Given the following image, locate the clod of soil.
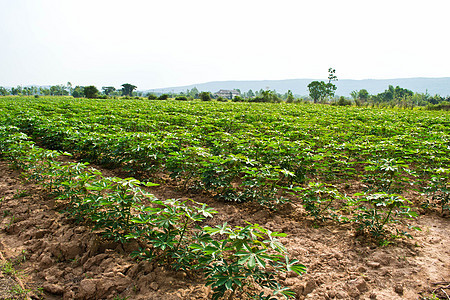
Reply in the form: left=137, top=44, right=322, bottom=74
left=0, top=160, right=449, bottom=299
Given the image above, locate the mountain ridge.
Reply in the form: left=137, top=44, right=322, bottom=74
left=145, top=77, right=450, bottom=97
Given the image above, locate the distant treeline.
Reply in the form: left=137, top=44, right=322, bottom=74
left=0, top=83, right=138, bottom=98
left=1, top=83, right=449, bottom=110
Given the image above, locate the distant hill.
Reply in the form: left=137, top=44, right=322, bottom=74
left=145, top=77, right=450, bottom=97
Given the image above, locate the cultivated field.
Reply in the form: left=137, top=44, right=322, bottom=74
left=0, top=96, right=449, bottom=299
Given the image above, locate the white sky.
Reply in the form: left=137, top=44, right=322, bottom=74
left=1, top=0, right=449, bottom=89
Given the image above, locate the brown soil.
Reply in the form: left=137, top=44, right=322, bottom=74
left=0, top=160, right=449, bottom=300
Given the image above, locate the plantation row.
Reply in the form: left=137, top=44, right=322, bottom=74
left=0, top=97, right=448, bottom=210
left=0, top=126, right=306, bottom=299
left=0, top=97, right=448, bottom=298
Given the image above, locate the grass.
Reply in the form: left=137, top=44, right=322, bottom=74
left=1, top=260, right=16, bottom=276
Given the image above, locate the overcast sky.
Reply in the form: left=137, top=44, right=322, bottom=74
left=1, top=0, right=449, bottom=89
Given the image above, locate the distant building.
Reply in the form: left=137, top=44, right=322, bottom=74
left=215, top=89, right=240, bottom=99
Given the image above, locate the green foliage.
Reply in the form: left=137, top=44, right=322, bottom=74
left=0, top=87, right=10, bottom=96
left=421, top=168, right=450, bottom=215
left=158, top=94, right=169, bottom=100
left=1, top=97, right=449, bottom=217
left=336, top=96, right=351, bottom=106
left=192, top=222, right=306, bottom=299
left=13, top=189, right=30, bottom=199
left=348, top=193, right=420, bottom=243
left=308, top=68, right=338, bottom=103
left=200, top=92, right=212, bottom=101
left=1, top=260, right=16, bottom=276
left=289, top=182, right=346, bottom=222
left=72, top=86, right=84, bottom=98
left=121, top=83, right=137, bottom=96
left=102, top=86, right=116, bottom=96
left=232, top=96, right=243, bottom=102
left=326, top=68, right=338, bottom=97
left=147, top=94, right=158, bottom=100
left=426, top=101, right=450, bottom=111
left=175, top=95, right=188, bottom=101
left=239, top=165, right=292, bottom=210
left=285, top=90, right=295, bottom=103
left=363, top=158, right=411, bottom=194
left=10, top=285, right=29, bottom=296
left=358, top=89, right=369, bottom=100
left=2, top=97, right=448, bottom=248
left=307, top=81, right=327, bottom=103
left=129, top=199, right=217, bottom=268
left=83, top=86, right=99, bottom=99
left=250, top=90, right=280, bottom=103
left=49, top=85, right=70, bottom=96
left=375, top=85, right=413, bottom=103
left=188, top=87, right=199, bottom=99
left=0, top=126, right=305, bottom=299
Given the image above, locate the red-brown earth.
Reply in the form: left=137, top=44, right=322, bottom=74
left=0, top=160, right=449, bottom=300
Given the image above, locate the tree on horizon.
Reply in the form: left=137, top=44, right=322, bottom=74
left=121, top=83, right=137, bottom=96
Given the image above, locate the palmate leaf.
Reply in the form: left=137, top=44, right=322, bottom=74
left=141, top=206, right=162, bottom=214
left=189, top=243, right=204, bottom=251
left=130, top=214, right=152, bottom=224
left=195, top=203, right=217, bottom=219
left=203, top=245, right=221, bottom=256
left=288, top=263, right=307, bottom=275
left=273, top=285, right=296, bottom=299
left=230, top=224, right=254, bottom=240
left=211, top=277, right=229, bottom=288
left=199, top=240, right=230, bottom=256
left=204, top=222, right=232, bottom=236
left=285, top=256, right=307, bottom=275
left=86, top=181, right=111, bottom=191
left=235, top=247, right=270, bottom=269
left=242, top=222, right=273, bottom=241
left=263, top=229, right=287, bottom=253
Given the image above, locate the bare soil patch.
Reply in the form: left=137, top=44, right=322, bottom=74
left=0, top=160, right=449, bottom=300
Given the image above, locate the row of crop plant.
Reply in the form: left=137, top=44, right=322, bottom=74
left=0, top=125, right=307, bottom=299
left=0, top=97, right=448, bottom=215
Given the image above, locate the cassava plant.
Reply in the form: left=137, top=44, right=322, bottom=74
left=0, top=126, right=306, bottom=299
left=363, top=158, right=412, bottom=194
left=127, top=198, right=218, bottom=270
left=421, top=168, right=450, bottom=215
left=348, top=192, right=420, bottom=244
left=288, top=182, right=346, bottom=222
left=190, top=222, right=306, bottom=299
